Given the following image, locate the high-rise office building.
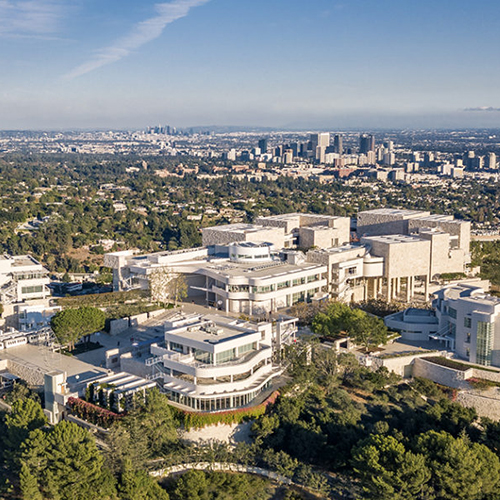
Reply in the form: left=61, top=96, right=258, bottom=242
left=334, top=134, right=343, bottom=154
left=489, top=153, right=497, bottom=169
left=359, top=134, right=375, bottom=153
left=367, top=150, right=377, bottom=165
left=258, top=138, right=268, bottom=153
left=310, top=132, right=330, bottom=150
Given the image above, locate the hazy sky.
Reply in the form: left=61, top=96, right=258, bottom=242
left=1, top=0, right=500, bottom=129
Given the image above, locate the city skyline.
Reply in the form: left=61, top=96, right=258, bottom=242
left=1, top=0, right=500, bottom=129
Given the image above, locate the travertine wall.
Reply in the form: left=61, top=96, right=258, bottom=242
left=409, top=218, right=471, bottom=251
left=418, top=231, right=466, bottom=276
left=357, top=213, right=421, bottom=236
left=457, top=391, right=500, bottom=420
left=299, top=227, right=342, bottom=249
left=255, top=215, right=301, bottom=233
left=202, top=226, right=285, bottom=248
left=109, top=318, right=129, bottom=335
left=6, top=360, right=45, bottom=386
left=413, top=358, right=472, bottom=389
left=363, top=237, right=430, bottom=278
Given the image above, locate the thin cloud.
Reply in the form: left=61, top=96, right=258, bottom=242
left=464, top=106, right=500, bottom=112
left=64, top=0, right=209, bottom=80
left=0, top=0, right=65, bottom=36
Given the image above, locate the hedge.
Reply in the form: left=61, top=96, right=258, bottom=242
left=56, top=289, right=149, bottom=308
left=174, top=391, right=279, bottom=430
left=68, top=397, right=122, bottom=428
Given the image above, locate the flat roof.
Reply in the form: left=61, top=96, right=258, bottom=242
left=202, top=224, right=277, bottom=234
left=318, top=244, right=365, bottom=254
left=362, top=234, right=426, bottom=245
left=203, top=260, right=326, bottom=279
left=166, top=314, right=259, bottom=345
left=258, top=213, right=345, bottom=221
left=411, top=215, right=464, bottom=225
left=11, top=255, right=44, bottom=267
left=358, top=208, right=429, bottom=218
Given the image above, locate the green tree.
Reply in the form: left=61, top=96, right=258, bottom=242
left=172, top=470, right=208, bottom=500
left=118, top=459, right=169, bottom=500
left=348, top=310, right=389, bottom=350
left=21, top=420, right=117, bottom=500
left=416, top=430, right=500, bottom=500
left=352, top=434, right=430, bottom=500
left=312, top=302, right=388, bottom=350
left=51, top=306, right=105, bottom=350
left=19, top=462, right=42, bottom=500
left=4, top=399, right=47, bottom=453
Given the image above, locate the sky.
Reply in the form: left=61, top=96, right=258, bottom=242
left=1, top=0, right=500, bottom=130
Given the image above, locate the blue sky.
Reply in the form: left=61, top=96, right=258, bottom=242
left=1, top=0, right=500, bottom=129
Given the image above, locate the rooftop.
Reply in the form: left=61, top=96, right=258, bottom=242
left=203, top=259, right=325, bottom=279
left=358, top=208, right=429, bottom=219
left=362, top=234, right=426, bottom=245
left=203, top=223, right=277, bottom=234
left=165, top=313, right=260, bottom=345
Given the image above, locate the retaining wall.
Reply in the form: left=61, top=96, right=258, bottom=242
left=457, top=391, right=500, bottom=420
left=109, top=318, right=129, bottom=336
left=413, top=358, right=472, bottom=389
left=130, top=312, right=149, bottom=327
left=151, top=462, right=293, bottom=485
left=108, top=308, right=165, bottom=335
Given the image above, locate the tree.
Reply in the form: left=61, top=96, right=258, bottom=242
left=172, top=470, right=208, bottom=500
left=19, top=462, right=42, bottom=500
left=149, top=267, right=187, bottom=306
left=348, top=310, right=389, bottom=350
left=4, top=399, right=47, bottom=452
left=21, top=420, right=116, bottom=500
left=118, top=459, right=169, bottom=500
left=416, top=430, right=500, bottom=500
left=51, top=306, right=105, bottom=350
left=352, top=434, right=430, bottom=500
left=311, top=302, right=388, bottom=350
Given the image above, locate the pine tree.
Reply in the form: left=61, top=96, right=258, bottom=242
left=19, top=462, right=42, bottom=500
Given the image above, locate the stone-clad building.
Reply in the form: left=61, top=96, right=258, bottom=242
left=106, top=209, right=473, bottom=308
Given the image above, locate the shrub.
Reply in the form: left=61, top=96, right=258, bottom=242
left=68, top=397, right=121, bottom=427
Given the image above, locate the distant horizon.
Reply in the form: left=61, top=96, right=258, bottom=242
left=1, top=124, right=500, bottom=134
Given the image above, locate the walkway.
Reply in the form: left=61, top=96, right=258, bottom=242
left=150, top=462, right=327, bottom=498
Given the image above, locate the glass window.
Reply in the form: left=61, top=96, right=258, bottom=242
left=477, top=322, right=493, bottom=366
left=464, top=317, right=472, bottom=328
left=448, top=307, right=457, bottom=319
left=216, top=348, right=236, bottom=364
left=170, top=342, right=184, bottom=353
left=238, top=342, right=256, bottom=356
left=21, top=285, right=43, bottom=294
left=194, top=349, right=213, bottom=364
